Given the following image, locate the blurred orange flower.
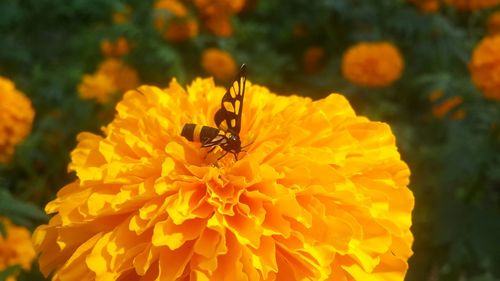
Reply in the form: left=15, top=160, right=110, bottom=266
left=101, top=37, right=131, bottom=57
left=0, top=77, right=35, bottom=163
left=429, top=91, right=465, bottom=119
left=303, top=46, right=326, bottom=74
left=193, top=0, right=245, bottom=15
left=78, top=73, right=117, bottom=104
left=428, top=90, right=444, bottom=102
left=342, top=42, right=404, bottom=87
left=98, top=59, right=140, bottom=92
left=78, top=59, right=140, bottom=103
left=0, top=217, right=36, bottom=280
left=203, top=15, right=233, bottom=37
left=194, top=0, right=245, bottom=37
left=34, top=78, right=414, bottom=280
left=469, top=35, right=500, bottom=100
left=487, top=11, right=500, bottom=34
left=409, top=0, right=440, bottom=12
left=112, top=5, right=132, bottom=24
left=452, top=109, right=466, bottom=120
left=202, top=48, right=237, bottom=80
left=445, top=0, right=500, bottom=10
left=154, top=0, right=199, bottom=42
left=156, top=0, right=188, bottom=16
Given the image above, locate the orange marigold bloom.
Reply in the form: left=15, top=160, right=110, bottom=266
left=469, top=35, right=500, bottom=100
left=156, top=0, right=188, bottom=17
left=100, top=37, right=130, bottom=57
left=98, top=59, right=140, bottom=92
left=203, top=15, right=233, bottom=37
left=0, top=77, right=35, bottom=163
left=445, top=0, right=500, bottom=10
left=452, top=109, right=466, bottom=120
left=303, top=46, right=326, bottom=74
left=112, top=5, right=132, bottom=24
left=78, top=73, right=117, bottom=104
left=409, top=0, right=440, bottom=12
left=487, top=11, right=500, bottom=34
left=0, top=217, right=36, bottom=280
left=342, top=42, right=404, bottom=87
left=193, top=0, right=245, bottom=37
left=428, top=90, right=445, bottom=102
left=34, top=77, right=414, bottom=280
left=432, top=96, right=464, bottom=118
left=154, top=0, right=199, bottom=42
left=193, top=0, right=246, bottom=16
left=202, top=48, right=237, bottom=80
left=429, top=91, right=465, bottom=120
left=162, top=19, right=199, bottom=42
left=78, top=59, right=140, bottom=103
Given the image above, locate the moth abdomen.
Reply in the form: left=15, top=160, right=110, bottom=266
left=181, top=123, right=220, bottom=143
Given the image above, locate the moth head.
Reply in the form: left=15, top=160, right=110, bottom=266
left=227, top=133, right=242, bottom=152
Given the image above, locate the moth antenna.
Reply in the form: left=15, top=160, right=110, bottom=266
left=241, top=141, right=254, bottom=149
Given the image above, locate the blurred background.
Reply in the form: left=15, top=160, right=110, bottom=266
left=1, top=0, right=500, bottom=280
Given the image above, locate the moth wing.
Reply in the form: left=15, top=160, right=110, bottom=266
left=214, top=64, right=247, bottom=134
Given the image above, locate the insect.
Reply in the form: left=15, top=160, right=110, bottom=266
left=181, top=64, right=247, bottom=161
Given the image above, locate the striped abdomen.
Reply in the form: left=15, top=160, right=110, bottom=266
left=181, top=123, right=220, bottom=144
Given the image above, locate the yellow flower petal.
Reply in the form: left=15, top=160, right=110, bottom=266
left=0, top=77, right=35, bottom=163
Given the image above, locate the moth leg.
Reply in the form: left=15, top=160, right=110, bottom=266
left=218, top=151, right=229, bottom=160
left=204, top=146, right=218, bottom=160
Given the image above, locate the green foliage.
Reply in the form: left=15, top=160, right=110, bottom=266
left=0, top=222, right=6, bottom=239
left=0, top=265, right=21, bottom=281
left=0, top=189, right=47, bottom=228
left=0, top=0, right=499, bottom=280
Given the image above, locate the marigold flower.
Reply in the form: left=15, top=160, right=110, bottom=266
left=428, top=90, right=444, bottom=102
left=78, top=73, right=117, bottom=104
left=112, top=5, right=132, bottom=24
left=98, top=59, right=140, bottom=92
left=487, top=11, right=500, bottom=34
left=154, top=0, right=199, bottom=42
left=432, top=97, right=465, bottom=119
left=203, top=15, right=233, bottom=37
left=429, top=90, right=466, bottom=120
left=445, top=0, right=500, bottom=10
left=78, top=59, right=140, bottom=103
left=34, top=77, right=414, bottom=280
left=0, top=217, right=36, bottom=280
left=469, top=35, right=500, bottom=100
left=193, top=0, right=246, bottom=16
left=0, top=77, right=35, bottom=163
left=409, top=0, right=440, bottom=12
left=303, top=46, right=326, bottom=74
left=193, top=0, right=245, bottom=37
left=156, top=0, right=188, bottom=17
left=100, top=37, right=130, bottom=57
left=342, top=42, right=404, bottom=87
left=452, top=109, right=466, bottom=120
left=202, top=48, right=237, bottom=80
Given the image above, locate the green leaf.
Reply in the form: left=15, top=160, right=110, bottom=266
left=0, top=265, right=21, bottom=281
left=0, top=221, right=6, bottom=238
left=0, top=189, right=48, bottom=228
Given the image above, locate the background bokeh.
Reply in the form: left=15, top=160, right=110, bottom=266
left=1, top=0, right=500, bottom=280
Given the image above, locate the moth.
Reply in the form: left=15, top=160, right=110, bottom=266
left=181, top=64, right=247, bottom=160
